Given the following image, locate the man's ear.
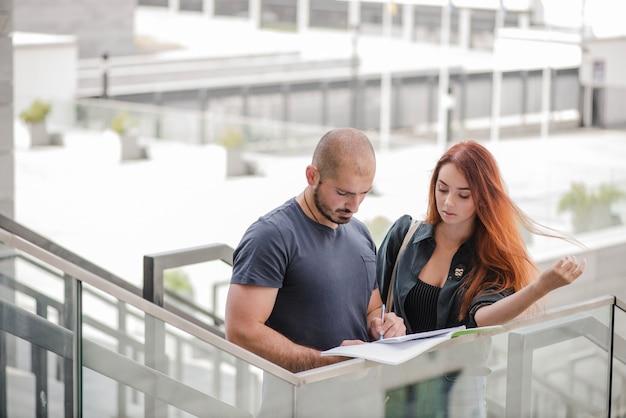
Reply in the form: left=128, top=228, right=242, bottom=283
left=305, top=165, right=320, bottom=186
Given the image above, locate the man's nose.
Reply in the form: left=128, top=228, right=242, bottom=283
left=345, top=195, right=360, bottom=212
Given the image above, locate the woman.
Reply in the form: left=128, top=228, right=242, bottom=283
left=378, top=140, right=584, bottom=332
left=377, top=140, right=585, bottom=417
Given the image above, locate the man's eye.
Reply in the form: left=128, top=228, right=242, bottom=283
left=337, top=191, right=347, bottom=196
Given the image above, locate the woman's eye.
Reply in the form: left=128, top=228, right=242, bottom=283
left=438, top=188, right=448, bottom=193
left=459, top=194, right=470, bottom=199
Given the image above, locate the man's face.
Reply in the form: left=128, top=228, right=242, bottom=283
left=312, top=166, right=374, bottom=225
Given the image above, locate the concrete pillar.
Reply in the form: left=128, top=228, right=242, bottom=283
left=540, top=67, right=552, bottom=139
left=249, top=0, right=261, bottom=29
left=0, top=0, right=14, bottom=220
left=437, top=1, right=452, bottom=151
left=203, top=0, right=214, bottom=18
left=0, top=1, right=16, bottom=407
left=518, top=13, right=530, bottom=29
left=582, top=85, right=592, bottom=127
left=297, top=0, right=310, bottom=33
left=169, top=0, right=180, bottom=13
left=402, top=4, right=414, bottom=42
left=489, top=6, right=505, bottom=142
left=459, top=8, right=471, bottom=50
left=348, top=0, right=361, bottom=30
left=379, top=0, right=393, bottom=150
left=321, top=81, right=329, bottom=126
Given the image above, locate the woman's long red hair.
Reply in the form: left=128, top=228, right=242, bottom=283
left=425, top=141, right=538, bottom=320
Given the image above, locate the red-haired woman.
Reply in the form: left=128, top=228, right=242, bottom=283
left=378, top=140, right=584, bottom=333
left=377, top=140, right=585, bottom=415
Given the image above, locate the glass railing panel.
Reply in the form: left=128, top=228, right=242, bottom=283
left=295, top=303, right=614, bottom=417
left=163, top=260, right=232, bottom=327
left=612, top=303, right=626, bottom=417
left=0, top=247, right=77, bottom=418
left=496, top=305, right=612, bottom=417
left=81, top=281, right=295, bottom=417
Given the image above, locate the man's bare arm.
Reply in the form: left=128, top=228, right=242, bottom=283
left=225, top=284, right=347, bottom=373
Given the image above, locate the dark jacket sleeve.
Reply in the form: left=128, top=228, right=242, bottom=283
left=376, top=214, right=413, bottom=304
left=466, top=287, right=515, bottom=328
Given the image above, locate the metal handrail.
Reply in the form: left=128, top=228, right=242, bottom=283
left=2, top=212, right=625, bottom=387
left=0, top=222, right=300, bottom=384
left=0, top=214, right=224, bottom=336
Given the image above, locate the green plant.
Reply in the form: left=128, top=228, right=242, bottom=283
left=111, top=112, right=136, bottom=136
left=19, top=100, right=51, bottom=124
left=164, top=269, right=194, bottom=299
left=217, top=128, right=245, bottom=149
left=558, top=182, right=625, bottom=233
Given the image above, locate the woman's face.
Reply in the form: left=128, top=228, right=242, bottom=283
left=435, top=163, right=476, bottom=227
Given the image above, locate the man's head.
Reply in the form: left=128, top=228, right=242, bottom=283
left=306, top=128, right=376, bottom=225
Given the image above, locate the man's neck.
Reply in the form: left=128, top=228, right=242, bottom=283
left=297, top=189, right=338, bottom=229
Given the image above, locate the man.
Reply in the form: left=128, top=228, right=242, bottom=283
left=225, top=128, right=405, bottom=373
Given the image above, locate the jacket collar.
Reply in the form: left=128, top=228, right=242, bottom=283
left=411, top=222, right=434, bottom=244
left=411, top=222, right=477, bottom=257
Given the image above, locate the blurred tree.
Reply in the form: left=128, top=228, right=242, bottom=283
left=366, top=215, right=393, bottom=247
left=164, top=269, right=194, bottom=299
left=558, top=182, right=625, bottom=233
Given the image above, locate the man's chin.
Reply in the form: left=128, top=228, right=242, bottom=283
left=335, top=215, right=353, bottom=224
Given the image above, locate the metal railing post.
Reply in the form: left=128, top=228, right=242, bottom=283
left=143, top=255, right=168, bottom=418
left=33, top=301, right=49, bottom=418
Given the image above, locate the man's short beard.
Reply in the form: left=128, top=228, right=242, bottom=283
left=313, top=186, right=351, bottom=225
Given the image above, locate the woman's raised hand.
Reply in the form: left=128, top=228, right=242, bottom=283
left=537, top=255, right=586, bottom=293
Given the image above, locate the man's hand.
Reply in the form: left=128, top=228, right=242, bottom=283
left=536, top=255, right=586, bottom=294
left=368, top=311, right=406, bottom=340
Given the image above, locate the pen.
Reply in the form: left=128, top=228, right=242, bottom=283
left=379, top=304, right=386, bottom=341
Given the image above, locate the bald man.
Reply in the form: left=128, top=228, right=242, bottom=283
left=225, top=128, right=406, bottom=373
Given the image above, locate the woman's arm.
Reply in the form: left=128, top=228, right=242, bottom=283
left=473, top=255, right=585, bottom=327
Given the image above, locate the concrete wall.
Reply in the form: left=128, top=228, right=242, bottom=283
left=13, top=33, right=77, bottom=118
left=580, top=38, right=626, bottom=127
left=14, top=0, right=136, bottom=58
left=0, top=0, right=14, bottom=218
left=580, top=38, right=626, bottom=88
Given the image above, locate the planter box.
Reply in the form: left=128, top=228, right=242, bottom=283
left=119, top=134, right=147, bottom=161
left=27, top=122, right=49, bottom=147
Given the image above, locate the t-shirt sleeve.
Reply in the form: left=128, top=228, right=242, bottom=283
left=231, top=220, right=289, bottom=288
left=466, top=287, right=515, bottom=328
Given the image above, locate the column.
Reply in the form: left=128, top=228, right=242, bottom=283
left=540, top=67, right=552, bottom=139
left=297, top=0, right=310, bottom=33
left=458, top=8, right=471, bottom=50
left=489, top=5, right=505, bottom=142
left=249, top=0, right=261, bottom=29
left=0, top=5, right=15, bottom=416
left=402, top=4, right=414, bottom=42
left=203, top=0, right=214, bottom=18
left=348, top=0, right=361, bottom=31
left=169, top=0, right=180, bottom=13
left=437, top=1, right=452, bottom=151
left=379, top=0, right=393, bottom=150
left=0, top=0, right=14, bottom=219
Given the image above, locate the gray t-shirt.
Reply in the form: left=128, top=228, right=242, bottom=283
left=231, top=198, right=377, bottom=351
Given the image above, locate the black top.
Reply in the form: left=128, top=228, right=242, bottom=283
left=377, top=215, right=514, bottom=333
left=231, top=198, right=378, bottom=351
left=404, top=278, right=441, bottom=333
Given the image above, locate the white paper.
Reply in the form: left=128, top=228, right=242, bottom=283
left=375, top=325, right=466, bottom=344
left=322, top=333, right=454, bottom=366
